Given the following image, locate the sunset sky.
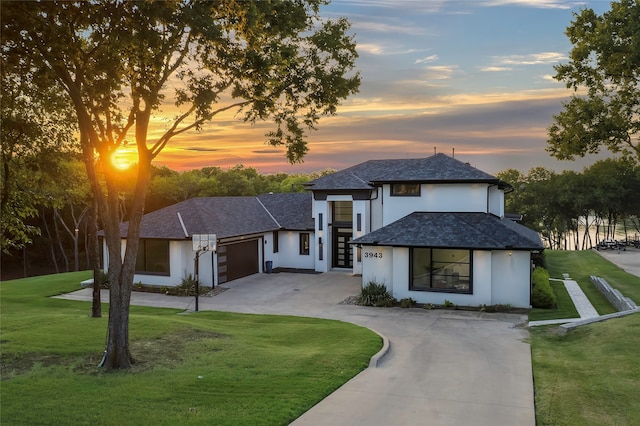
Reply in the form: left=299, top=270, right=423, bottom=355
left=152, top=0, right=615, bottom=176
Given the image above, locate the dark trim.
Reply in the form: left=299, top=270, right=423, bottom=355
left=370, top=178, right=501, bottom=185
left=408, top=247, right=473, bottom=294
left=273, top=230, right=279, bottom=253
left=135, top=239, right=171, bottom=276
left=312, top=189, right=373, bottom=200
left=390, top=183, right=421, bottom=196
left=299, top=233, right=310, bottom=255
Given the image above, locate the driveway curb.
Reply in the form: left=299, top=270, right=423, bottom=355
left=365, top=327, right=389, bottom=368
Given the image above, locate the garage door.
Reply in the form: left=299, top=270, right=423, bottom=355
left=218, top=239, right=259, bottom=284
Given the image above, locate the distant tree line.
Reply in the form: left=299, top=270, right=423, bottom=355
left=0, top=153, right=333, bottom=280
left=498, top=158, right=640, bottom=250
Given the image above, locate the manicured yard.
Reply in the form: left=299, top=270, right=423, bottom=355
left=0, top=272, right=382, bottom=425
left=530, top=250, right=640, bottom=425
left=545, top=250, right=630, bottom=315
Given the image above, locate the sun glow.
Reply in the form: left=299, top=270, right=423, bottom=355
left=110, top=147, right=137, bottom=170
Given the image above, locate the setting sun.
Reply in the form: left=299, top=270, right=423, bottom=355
left=110, top=147, right=137, bottom=170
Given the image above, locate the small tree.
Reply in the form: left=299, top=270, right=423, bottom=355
left=548, top=0, right=640, bottom=163
left=2, top=0, right=360, bottom=370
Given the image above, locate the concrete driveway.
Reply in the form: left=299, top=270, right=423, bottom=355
left=59, top=271, right=535, bottom=425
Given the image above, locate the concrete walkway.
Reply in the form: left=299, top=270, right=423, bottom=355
left=528, top=247, right=640, bottom=328
left=528, top=276, right=599, bottom=327
left=57, top=271, right=535, bottom=426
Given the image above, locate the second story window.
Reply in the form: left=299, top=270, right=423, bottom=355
left=391, top=183, right=421, bottom=196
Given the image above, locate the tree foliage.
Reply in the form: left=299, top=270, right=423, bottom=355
left=548, top=0, right=640, bottom=162
left=1, top=0, right=359, bottom=369
left=498, top=158, right=640, bottom=250
left=0, top=45, right=77, bottom=253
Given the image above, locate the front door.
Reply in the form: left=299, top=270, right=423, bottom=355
left=333, top=228, right=353, bottom=268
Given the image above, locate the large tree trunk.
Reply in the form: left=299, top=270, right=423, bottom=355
left=102, top=261, right=134, bottom=369
left=98, top=147, right=152, bottom=370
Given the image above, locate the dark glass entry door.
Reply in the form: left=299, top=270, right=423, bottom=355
left=333, top=228, right=353, bottom=268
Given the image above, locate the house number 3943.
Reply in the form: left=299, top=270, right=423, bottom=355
left=363, top=252, right=382, bottom=259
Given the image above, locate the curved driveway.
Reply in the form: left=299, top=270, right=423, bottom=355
left=60, top=271, right=535, bottom=425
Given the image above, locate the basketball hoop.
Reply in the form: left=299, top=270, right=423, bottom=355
left=192, top=234, right=216, bottom=252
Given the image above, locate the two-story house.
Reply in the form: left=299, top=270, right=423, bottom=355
left=305, top=153, right=543, bottom=308
left=106, top=153, right=542, bottom=307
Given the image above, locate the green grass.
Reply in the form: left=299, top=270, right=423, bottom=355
left=530, top=251, right=640, bottom=425
left=546, top=250, right=625, bottom=315
left=529, top=279, right=579, bottom=321
left=531, top=315, right=640, bottom=425
left=1, top=272, right=382, bottom=425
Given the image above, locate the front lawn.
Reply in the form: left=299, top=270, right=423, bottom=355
left=0, top=272, right=381, bottom=425
left=530, top=250, right=640, bottom=425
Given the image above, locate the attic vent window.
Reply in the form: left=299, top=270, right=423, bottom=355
left=391, top=183, right=420, bottom=196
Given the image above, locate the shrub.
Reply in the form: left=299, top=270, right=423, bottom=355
left=399, top=297, right=416, bottom=308
left=444, top=299, right=455, bottom=308
left=531, top=267, right=556, bottom=309
left=177, top=274, right=199, bottom=296
left=357, top=281, right=395, bottom=307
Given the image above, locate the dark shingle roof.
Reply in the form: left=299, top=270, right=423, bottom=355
left=306, top=153, right=501, bottom=191
left=120, top=197, right=280, bottom=240
left=119, top=193, right=315, bottom=239
left=351, top=212, right=544, bottom=250
left=257, top=192, right=314, bottom=230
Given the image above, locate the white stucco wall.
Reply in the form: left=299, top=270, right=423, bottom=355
left=488, top=185, right=504, bottom=217
left=314, top=199, right=329, bottom=272
left=361, top=247, right=529, bottom=307
left=126, top=239, right=199, bottom=288
left=360, top=245, right=394, bottom=293
left=275, top=230, right=315, bottom=269
left=263, top=232, right=279, bottom=269
left=490, top=250, right=531, bottom=308
left=382, top=183, right=489, bottom=225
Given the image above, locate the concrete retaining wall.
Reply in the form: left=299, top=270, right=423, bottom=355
left=590, top=276, right=638, bottom=311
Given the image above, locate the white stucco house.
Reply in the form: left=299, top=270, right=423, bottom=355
left=106, top=153, right=543, bottom=308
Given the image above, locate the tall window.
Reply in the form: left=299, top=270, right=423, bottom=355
left=273, top=231, right=279, bottom=253
left=410, top=248, right=471, bottom=293
left=135, top=239, right=170, bottom=275
left=299, top=233, right=310, bottom=255
left=391, top=183, right=420, bottom=196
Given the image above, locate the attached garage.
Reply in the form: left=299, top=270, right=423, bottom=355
left=218, top=239, right=260, bottom=284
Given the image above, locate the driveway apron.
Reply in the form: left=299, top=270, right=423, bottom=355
left=58, top=271, right=535, bottom=425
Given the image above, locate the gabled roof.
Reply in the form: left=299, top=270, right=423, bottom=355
left=119, top=193, right=315, bottom=240
left=351, top=212, right=544, bottom=250
left=306, top=153, right=503, bottom=191
left=257, top=192, right=314, bottom=231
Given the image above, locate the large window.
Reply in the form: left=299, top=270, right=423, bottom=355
left=135, top=239, right=170, bottom=275
left=410, top=248, right=472, bottom=293
left=391, top=183, right=420, bottom=196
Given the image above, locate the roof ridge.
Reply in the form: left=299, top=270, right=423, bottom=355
left=255, top=196, right=281, bottom=228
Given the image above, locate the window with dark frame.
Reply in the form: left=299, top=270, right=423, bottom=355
left=135, top=239, right=170, bottom=276
left=390, top=183, right=421, bottom=196
left=299, top=233, right=310, bottom=255
left=273, top=231, right=279, bottom=253
left=410, top=248, right=472, bottom=293
left=332, top=201, right=352, bottom=222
